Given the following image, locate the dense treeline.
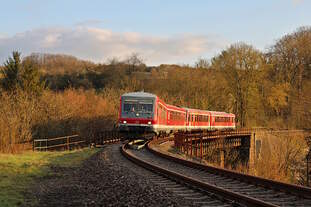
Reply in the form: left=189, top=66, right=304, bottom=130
left=0, top=26, right=310, bottom=152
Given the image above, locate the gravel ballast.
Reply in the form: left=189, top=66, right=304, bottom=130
left=32, top=144, right=194, bottom=207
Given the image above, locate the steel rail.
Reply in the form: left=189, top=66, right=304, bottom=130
left=121, top=143, right=277, bottom=207
left=148, top=138, right=311, bottom=199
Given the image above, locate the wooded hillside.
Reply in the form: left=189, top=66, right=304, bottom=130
left=0, top=26, right=310, bottom=152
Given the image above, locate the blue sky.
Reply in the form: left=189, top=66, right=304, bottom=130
left=0, top=0, right=310, bottom=65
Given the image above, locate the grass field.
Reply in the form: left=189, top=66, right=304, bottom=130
left=0, top=148, right=99, bottom=207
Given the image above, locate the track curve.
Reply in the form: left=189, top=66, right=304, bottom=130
left=122, top=143, right=277, bottom=207
left=121, top=139, right=311, bottom=207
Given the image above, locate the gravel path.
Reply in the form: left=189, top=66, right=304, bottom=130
left=31, top=144, right=195, bottom=207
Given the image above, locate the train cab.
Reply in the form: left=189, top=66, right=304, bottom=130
left=118, top=92, right=157, bottom=133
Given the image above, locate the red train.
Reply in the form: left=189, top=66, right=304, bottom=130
left=118, top=92, right=235, bottom=135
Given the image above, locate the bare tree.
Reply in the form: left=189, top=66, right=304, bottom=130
left=212, top=43, right=265, bottom=127
left=194, top=57, right=210, bottom=69
left=123, top=53, right=146, bottom=74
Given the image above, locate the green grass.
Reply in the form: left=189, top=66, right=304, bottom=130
left=0, top=148, right=100, bottom=207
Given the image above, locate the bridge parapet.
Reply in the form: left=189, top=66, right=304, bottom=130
left=174, top=130, right=253, bottom=168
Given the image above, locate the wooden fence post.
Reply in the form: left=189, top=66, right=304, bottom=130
left=200, top=137, right=203, bottom=159
left=190, top=137, right=192, bottom=157
left=67, top=136, right=69, bottom=150
left=46, top=139, right=48, bottom=152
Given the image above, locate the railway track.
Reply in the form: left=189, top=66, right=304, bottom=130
left=121, top=139, right=311, bottom=207
left=122, top=143, right=240, bottom=207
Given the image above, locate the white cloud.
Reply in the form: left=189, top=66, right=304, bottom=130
left=292, top=0, right=304, bottom=5
left=0, top=26, right=227, bottom=65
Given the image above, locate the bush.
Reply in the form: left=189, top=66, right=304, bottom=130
left=0, top=90, right=37, bottom=153
left=0, top=89, right=119, bottom=153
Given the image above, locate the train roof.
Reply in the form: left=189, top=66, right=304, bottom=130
left=121, top=92, right=157, bottom=98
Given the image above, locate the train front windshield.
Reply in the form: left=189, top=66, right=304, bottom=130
left=122, top=99, right=154, bottom=118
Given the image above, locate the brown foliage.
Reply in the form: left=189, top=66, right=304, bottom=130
left=0, top=89, right=121, bottom=153
left=253, top=131, right=308, bottom=184
left=0, top=90, right=37, bottom=153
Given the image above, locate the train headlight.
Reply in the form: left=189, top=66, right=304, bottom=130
left=123, top=121, right=127, bottom=124
left=148, top=121, right=151, bottom=125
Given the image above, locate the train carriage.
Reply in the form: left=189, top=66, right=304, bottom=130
left=209, top=111, right=235, bottom=130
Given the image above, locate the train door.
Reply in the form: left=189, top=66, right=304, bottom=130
left=164, top=107, right=167, bottom=125
left=157, top=107, right=160, bottom=124
left=190, top=114, right=193, bottom=127
left=167, top=110, right=170, bottom=125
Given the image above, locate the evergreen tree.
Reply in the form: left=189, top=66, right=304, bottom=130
left=1, top=51, right=21, bottom=91
left=20, top=59, right=45, bottom=96
left=0, top=51, right=45, bottom=95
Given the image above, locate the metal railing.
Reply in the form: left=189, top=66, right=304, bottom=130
left=174, top=130, right=252, bottom=159
left=33, top=135, right=86, bottom=151
left=33, top=130, right=123, bottom=151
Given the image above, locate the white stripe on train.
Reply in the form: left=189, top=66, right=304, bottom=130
left=119, top=123, right=235, bottom=131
